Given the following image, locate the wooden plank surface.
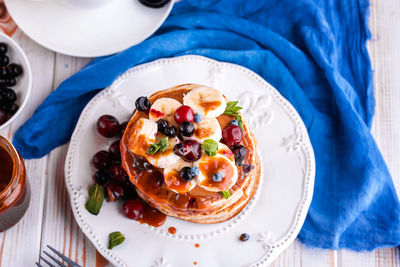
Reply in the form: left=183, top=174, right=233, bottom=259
left=0, top=0, right=399, bottom=266
left=337, top=0, right=400, bottom=265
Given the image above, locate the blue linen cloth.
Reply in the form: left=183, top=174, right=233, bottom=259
left=13, top=0, right=400, bottom=250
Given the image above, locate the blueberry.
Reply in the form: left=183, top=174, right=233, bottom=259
left=179, top=121, right=194, bottom=137
left=233, top=145, right=247, bottom=166
left=6, top=78, right=15, bottom=87
left=2, top=88, right=16, bottom=102
left=233, top=145, right=247, bottom=158
left=212, top=173, right=223, bottom=182
left=0, top=43, right=7, bottom=55
left=230, top=119, right=239, bottom=126
left=164, top=126, right=177, bottom=138
left=0, top=68, right=8, bottom=79
left=94, top=169, right=111, bottom=185
left=157, top=119, right=169, bottom=134
left=180, top=166, right=195, bottom=182
left=243, top=164, right=254, bottom=174
left=5, top=102, right=18, bottom=115
left=7, top=64, right=23, bottom=78
left=194, top=113, right=202, bottom=123
left=0, top=55, right=9, bottom=66
left=235, top=156, right=244, bottom=166
left=135, top=96, right=150, bottom=112
left=239, top=233, right=250, bottom=241
left=190, top=166, right=199, bottom=177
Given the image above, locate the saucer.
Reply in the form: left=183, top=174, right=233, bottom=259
left=4, top=0, right=174, bottom=57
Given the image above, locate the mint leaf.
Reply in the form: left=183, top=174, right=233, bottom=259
left=158, top=137, right=169, bottom=152
left=108, top=231, right=125, bottom=249
left=223, top=101, right=242, bottom=116
left=219, top=190, right=231, bottom=199
left=201, top=139, right=218, bottom=156
left=236, top=115, right=243, bottom=130
left=146, top=137, right=169, bottom=155
left=85, top=184, right=105, bottom=215
left=224, top=101, right=244, bottom=130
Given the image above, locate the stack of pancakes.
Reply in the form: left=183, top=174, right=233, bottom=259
left=121, top=84, right=260, bottom=224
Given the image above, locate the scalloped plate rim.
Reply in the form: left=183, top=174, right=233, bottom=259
left=64, top=55, right=315, bottom=267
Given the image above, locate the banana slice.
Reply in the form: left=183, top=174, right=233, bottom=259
left=149, top=97, right=182, bottom=126
left=163, top=159, right=196, bottom=194
left=195, top=154, right=238, bottom=192
left=183, top=87, right=227, bottom=118
left=184, top=118, right=222, bottom=143
left=127, top=118, right=158, bottom=157
left=147, top=135, right=180, bottom=169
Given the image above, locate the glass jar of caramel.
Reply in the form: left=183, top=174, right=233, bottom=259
left=0, top=135, right=30, bottom=232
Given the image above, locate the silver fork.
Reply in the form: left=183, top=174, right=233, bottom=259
left=36, top=245, right=82, bottom=267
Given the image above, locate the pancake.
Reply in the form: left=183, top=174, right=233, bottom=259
left=121, top=84, right=260, bottom=224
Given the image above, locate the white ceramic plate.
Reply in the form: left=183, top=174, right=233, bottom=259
left=0, top=32, right=32, bottom=131
left=4, top=0, right=173, bottom=57
left=65, top=55, right=315, bottom=267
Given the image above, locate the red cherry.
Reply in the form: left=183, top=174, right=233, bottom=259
left=122, top=199, right=143, bottom=220
left=105, top=183, right=124, bottom=202
left=109, top=164, right=128, bottom=184
left=222, top=125, right=243, bottom=147
left=118, top=121, right=128, bottom=137
left=173, top=140, right=201, bottom=162
left=109, top=140, right=121, bottom=161
left=92, top=150, right=112, bottom=169
left=174, top=105, right=194, bottom=124
left=97, top=115, right=120, bottom=138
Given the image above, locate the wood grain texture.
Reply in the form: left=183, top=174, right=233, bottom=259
left=0, top=29, right=55, bottom=267
left=1, top=0, right=400, bottom=266
left=39, top=54, right=100, bottom=267
left=337, top=0, right=400, bottom=266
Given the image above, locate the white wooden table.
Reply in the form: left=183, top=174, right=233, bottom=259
left=0, top=0, right=399, bottom=266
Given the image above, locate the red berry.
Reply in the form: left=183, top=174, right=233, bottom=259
left=222, top=125, right=243, bottom=147
left=174, top=105, right=194, bottom=124
left=109, top=140, right=121, bottom=161
left=133, top=156, right=152, bottom=171
left=173, top=140, right=201, bottom=162
left=122, top=199, right=143, bottom=220
left=123, top=186, right=138, bottom=200
left=93, top=169, right=111, bottom=185
left=105, top=183, right=124, bottom=202
left=119, top=121, right=128, bottom=137
left=97, top=115, right=120, bottom=138
left=92, top=150, right=112, bottom=169
left=109, top=164, right=128, bottom=184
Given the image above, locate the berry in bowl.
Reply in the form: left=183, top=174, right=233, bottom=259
left=0, top=32, right=32, bottom=130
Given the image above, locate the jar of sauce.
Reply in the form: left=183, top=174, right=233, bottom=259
left=0, top=135, right=30, bottom=231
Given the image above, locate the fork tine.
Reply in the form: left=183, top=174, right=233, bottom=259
left=36, top=262, right=44, bottom=267
left=43, top=251, right=68, bottom=267
left=40, top=255, right=55, bottom=267
left=46, top=245, right=82, bottom=267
